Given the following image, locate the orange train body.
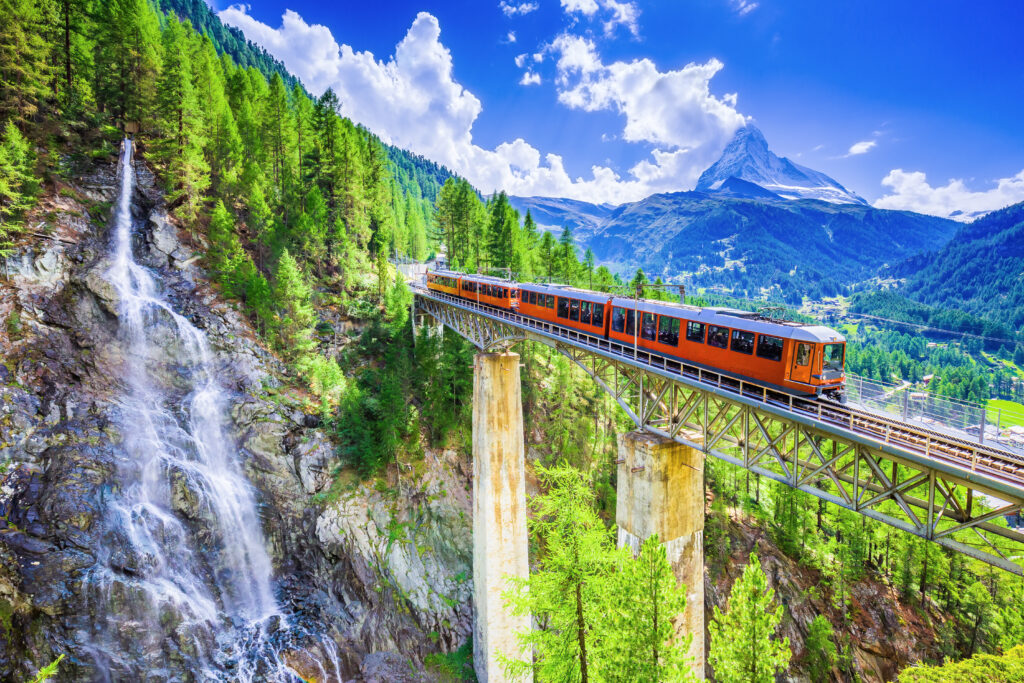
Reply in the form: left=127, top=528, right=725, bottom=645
left=425, top=270, right=846, bottom=398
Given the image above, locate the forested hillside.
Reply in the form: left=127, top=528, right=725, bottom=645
left=895, top=201, right=1024, bottom=331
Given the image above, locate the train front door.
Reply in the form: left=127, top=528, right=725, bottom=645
left=790, top=342, right=813, bottom=385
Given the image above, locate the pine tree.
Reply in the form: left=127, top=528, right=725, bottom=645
left=94, top=0, right=160, bottom=125
left=487, top=191, right=520, bottom=274
left=539, top=230, right=556, bottom=280
left=155, top=14, right=209, bottom=220
left=502, top=464, right=616, bottom=683
left=805, top=615, right=837, bottom=681
left=0, top=120, right=38, bottom=252
left=583, top=248, right=595, bottom=290
left=558, top=225, right=576, bottom=282
left=599, top=534, right=694, bottom=682
left=271, top=249, right=317, bottom=360
left=0, top=0, right=53, bottom=127
left=708, top=552, right=791, bottom=683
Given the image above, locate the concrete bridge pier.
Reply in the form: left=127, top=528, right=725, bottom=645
left=617, top=430, right=706, bottom=680
left=472, top=352, right=531, bottom=683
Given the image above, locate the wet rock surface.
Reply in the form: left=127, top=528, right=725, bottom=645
left=0, top=155, right=473, bottom=680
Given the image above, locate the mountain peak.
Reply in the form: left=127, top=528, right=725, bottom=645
left=697, top=125, right=867, bottom=205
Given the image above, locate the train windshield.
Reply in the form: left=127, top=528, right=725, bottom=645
left=823, top=343, right=845, bottom=372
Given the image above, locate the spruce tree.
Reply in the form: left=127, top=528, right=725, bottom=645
left=0, top=0, right=52, bottom=126
left=805, top=615, right=837, bottom=681
left=599, top=534, right=694, bottom=682
left=271, top=249, right=317, bottom=360
left=502, top=464, right=615, bottom=683
left=708, top=552, right=791, bottom=683
left=155, top=14, right=209, bottom=220
left=0, top=120, right=38, bottom=252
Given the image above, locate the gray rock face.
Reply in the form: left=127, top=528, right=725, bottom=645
left=0, top=154, right=473, bottom=680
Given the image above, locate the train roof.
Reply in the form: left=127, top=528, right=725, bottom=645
left=609, top=297, right=845, bottom=344
left=520, top=282, right=612, bottom=305
left=428, top=269, right=463, bottom=278
left=459, top=272, right=517, bottom=285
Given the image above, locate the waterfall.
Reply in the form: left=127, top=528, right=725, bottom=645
left=88, top=139, right=338, bottom=680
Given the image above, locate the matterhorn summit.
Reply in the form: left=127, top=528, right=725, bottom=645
left=697, top=125, right=867, bottom=205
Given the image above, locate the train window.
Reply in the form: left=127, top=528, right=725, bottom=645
left=640, top=313, right=657, bottom=341
left=625, top=310, right=636, bottom=336
left=731, top=330, right=755, bottom=355
left=557, top=297, right=570, bottom=319
left=569, top=299, right=580, bottom=322
left=795, top=343, right=811, bottom=366
left=686, top=321, right=705, bottom=343
left=546, top=295, right=555, bottom=309
left=658, top=316, right=680, bottom=346
left=708, top=325, right=729, bottom=349
left=593, top=303, right=604, bottom=327
left=756, top=335, right=784, bottom=361
left=612, top=307, right=626, bottom=333
left=823, top=343, right=844, bottom=372
left=530, top=291, right=538, bottom=305
left=580, top=301, right=591, bottom=325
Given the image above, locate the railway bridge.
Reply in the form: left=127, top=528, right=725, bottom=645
left=407, top=282, right=1024, bottom=682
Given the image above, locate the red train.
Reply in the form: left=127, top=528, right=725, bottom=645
left=426, top=269, right=846, bottom=399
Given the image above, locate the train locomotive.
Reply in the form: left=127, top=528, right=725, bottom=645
left=426, top=269, right=846, bottom=400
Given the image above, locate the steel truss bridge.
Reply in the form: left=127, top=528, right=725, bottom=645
left=411, top=285, right=1024, bottom=574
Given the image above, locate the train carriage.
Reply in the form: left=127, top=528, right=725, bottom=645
left=425, top=269, right=461, bottom=296
left=425, top=268, right=846, bottom=399
left=458, top=273, right=519, bottom=309
left=607, top=298, right=845, bottom=397
left=519, top=283, right=611, bottom=337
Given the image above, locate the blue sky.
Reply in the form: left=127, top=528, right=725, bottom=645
left=218, top=0, right=1024, bottom=217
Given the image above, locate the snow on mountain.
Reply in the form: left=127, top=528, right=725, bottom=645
left=696, top=125, right=867, bottom=205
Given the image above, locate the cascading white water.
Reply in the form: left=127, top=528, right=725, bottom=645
left=92, top=139, right=338, bottom=680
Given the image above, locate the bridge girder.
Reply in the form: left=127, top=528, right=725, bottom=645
left=413, top=289, right=1024, bottom=574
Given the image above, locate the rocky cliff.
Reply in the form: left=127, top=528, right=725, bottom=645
left=0, top=153, right=471, bottom=681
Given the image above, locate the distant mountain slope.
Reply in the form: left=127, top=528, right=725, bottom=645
left=513, top=191, right=958, bottom=302
left=507, top=196, right=615, bottom=242
left=159, top=0, right=304, bottom=91
left=165, top=0, right=459, bottom=204
left=895, top=201, right=1024, bottom=329
left=696, top=125, right=867, bottom=205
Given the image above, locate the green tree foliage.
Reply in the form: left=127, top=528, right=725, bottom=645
left=502, top=465, right=692, bottom=683
left=896, top=644, right=1024, bottom=683
left=0, top=0, right=52, bottom=126
left=94, top=0, right=161, bottom=125
left=26, top=654, right=64, bottom=683
left=599, top=534, right=693, bottom=682
left=271, top=249, right=317, bottom=360
left=502, top=464, right=614, bottom=683
left=708, top=552, right=791, bottom=683
left=0, top=121, right=38, bottom=251
left=804, top=615, right=838, bottom=681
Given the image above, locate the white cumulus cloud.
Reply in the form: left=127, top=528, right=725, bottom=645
left=551, top=33, right=746, bottom=176
left=500, top=1, right=540, bottom=16
left=561, top=0, right=640, bottom=36
left=520, top=71, right=542, bottom=86
left=218, top=7, right=744, bottom=204
left=506, top=30, right=517, bottom=43
left=847, top=140, right=876, bottom=156
left=873, top=169, right=1024, bottom=221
